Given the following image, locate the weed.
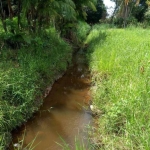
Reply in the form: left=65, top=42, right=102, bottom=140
left=56, top=136, right=92, bottom=150
left=86, top=25, right=150, bottom=149
left=72, top=21, right=91, bottom=48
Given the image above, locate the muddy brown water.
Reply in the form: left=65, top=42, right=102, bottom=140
left=9, top=50, right=92, bottom=150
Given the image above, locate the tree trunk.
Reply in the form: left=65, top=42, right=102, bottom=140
left=123, top=4, right=128, bottom=28
left=18, top=0, right=21, bottom=29
left=0, top=0, right=7, bottom=32
left=7, top=0, right=13, bottom=19
left=27, top=12, right=32, bottom=33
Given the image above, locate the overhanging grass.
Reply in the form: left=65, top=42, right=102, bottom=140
left=71, top=20, right=91, bottom=48
left=86, top=25, right=150, bottom=149
left=0, top=27, right=72, bottom=149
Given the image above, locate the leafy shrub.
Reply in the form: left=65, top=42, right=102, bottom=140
left=72, top=20, right=91, bottom=48
left=144, top=8, right=150, bottom=23
left=113, top=16, right=137, bottom=27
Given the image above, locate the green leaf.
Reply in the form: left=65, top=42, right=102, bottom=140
left=22, top=35, right=31, bottom=44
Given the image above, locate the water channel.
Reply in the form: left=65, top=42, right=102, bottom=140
left=9, top=50, right=92, bottom=150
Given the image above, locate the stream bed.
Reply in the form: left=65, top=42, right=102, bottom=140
left=9, top=50, right=92, bottom=150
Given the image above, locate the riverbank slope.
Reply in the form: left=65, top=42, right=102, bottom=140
left=0, top=21, right=91, bottom=149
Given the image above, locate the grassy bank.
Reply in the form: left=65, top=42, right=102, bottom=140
left=86, top=25, right=150, bottom=149
left=0, top=27, right=72, bottom=149
left=0, top=20, right=91, bottom=149
left=74, top=21, right=91, bottom=47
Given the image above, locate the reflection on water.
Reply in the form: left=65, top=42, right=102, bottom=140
left=10, top=51, right=92, bottom=150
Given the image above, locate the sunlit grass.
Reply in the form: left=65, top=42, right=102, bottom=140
left=86, top=25, right=150, bottom=149
left=72, top=20, right=91, bottom=48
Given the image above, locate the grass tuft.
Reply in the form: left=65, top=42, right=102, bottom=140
left=86, top=25, right=150, bottom=149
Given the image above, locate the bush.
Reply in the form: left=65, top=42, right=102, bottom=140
left=72, top=20, right=91, bottom=48
left=113, top=16, right=138, bottom=27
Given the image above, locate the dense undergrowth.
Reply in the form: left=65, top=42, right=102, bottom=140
left=86, top=25, right=150, bottom=149
left=0, top=28, right=72, bottom=149
left=73, top=21, right=91, bottom=48
left=0, top=20, right=90, bottom=149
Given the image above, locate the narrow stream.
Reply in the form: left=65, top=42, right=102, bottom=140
left=9, top=50, right=92, bottom=150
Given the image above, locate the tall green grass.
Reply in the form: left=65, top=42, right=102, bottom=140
left=0, top=20, right=91, bottom=149
left=72, top=20, right=91, bottom=48
left=86, top=25, right=150, bottom=149
left=0, top=27, right=72, bottom=149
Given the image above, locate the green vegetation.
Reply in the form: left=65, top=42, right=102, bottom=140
left=4, top=0, right=150, bottom=149
left=86, top=0, right=107, bottom=24
left=109, top=0, right=150, bottom=28
left=0, top=0, right=96, bottom=149
left=0, top=27, right=72, bottom=149
left=57, top=137, right=88, bottom=150
left=0, top=13, right=92, bottom=148
left=73, top=21, right=91, bottom=48
left=86, top=25, right=150, bottom=149
left=0, top=0, right=96, bottom=41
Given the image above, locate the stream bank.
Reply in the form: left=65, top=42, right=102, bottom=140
left=9, top=49, right=92, bottom=150
left=0, top=28, right=73, bottom=150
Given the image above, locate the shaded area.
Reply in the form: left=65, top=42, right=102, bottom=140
left=9, top=50, right=92, bottom=150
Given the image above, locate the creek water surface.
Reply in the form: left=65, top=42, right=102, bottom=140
left=9, top=50, right=92, bottom=150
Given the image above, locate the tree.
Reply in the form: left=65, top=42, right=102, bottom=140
left=0, top=0, right=97, bottom=48
left=86, top=0, right=107, bottom=24
left=132, top=0, right=148, bottom=22
left=111, top=0, right=147, bottom=27
left=0, top=0, right=97, bottom=33
left=72, top=0, right=97, bottom=19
